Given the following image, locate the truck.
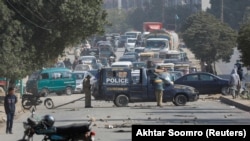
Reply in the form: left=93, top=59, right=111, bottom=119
left=92, top=67, right=199, bottom=107
left=144, top=29, right=180, bottom=51
left=143, top=22, right=163, bottom=32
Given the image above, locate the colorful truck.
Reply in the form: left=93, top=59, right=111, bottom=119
left=143, top=22, right=163, bottom=32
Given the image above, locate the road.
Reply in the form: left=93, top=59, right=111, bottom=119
left=1, top=47, right=250, bottom=140
left=1, top=94, right=250, bottom=141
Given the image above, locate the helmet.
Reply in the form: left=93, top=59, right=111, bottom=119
left=42, top=115, right=55, bottom=127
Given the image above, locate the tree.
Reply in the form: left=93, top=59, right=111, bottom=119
left=181, top=12, right=237, bottom=74
left=237, top=22, right=250, bottom=66
left=0, top=0, right=108, bottom=84
left=207, top=0, right=250, bottom=30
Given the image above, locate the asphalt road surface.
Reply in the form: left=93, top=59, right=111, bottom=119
left=0, top=94, right=250, bottom=141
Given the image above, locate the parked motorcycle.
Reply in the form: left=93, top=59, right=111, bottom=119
left=22, top=94, right=54, bottom=110
left=19, top=108, right=95, bottom=141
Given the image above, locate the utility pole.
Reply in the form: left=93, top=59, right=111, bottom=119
left=221, top=0, right=224, bottom=23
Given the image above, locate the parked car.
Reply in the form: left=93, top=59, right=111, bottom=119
left=174, top=72, right=229, bottom=95
left=72, top=71, right=97, bottom=93
left=169, top=71, right=184, bottom=81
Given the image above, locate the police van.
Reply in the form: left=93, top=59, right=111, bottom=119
left=92, top=67, right=199, bottom=107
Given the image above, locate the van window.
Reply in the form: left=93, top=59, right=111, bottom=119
left=40, top=73, right=49, bottom=79
left=52, top=72, right=62, bottom=79
left=62, top=71, right=72, bottom=78
left=118, top=71, right=127, bottom=77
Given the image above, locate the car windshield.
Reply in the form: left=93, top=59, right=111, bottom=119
left=74, top=73, right=85, bottom=80
left=146, top=40, right=167, bottom=48
left=128, top=39, right=136, bottom=43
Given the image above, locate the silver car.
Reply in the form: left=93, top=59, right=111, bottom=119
left=72, top=71, right=97, bottom=93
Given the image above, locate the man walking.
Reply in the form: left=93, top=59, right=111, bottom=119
left=83, top=75, right=92, bottom=108
left=4, top=87, right=18, bottom=134
left=229, top=68, right=241, bottom=99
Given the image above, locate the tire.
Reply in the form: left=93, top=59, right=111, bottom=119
left=114, top=94, right=129, bottom=107
left=221, top=87, right=230, bottom=95
left=65, top=87, right=73, bottom=95
left=22, top=99, right=32, bottom=110
left=41, top=89, right=49, bottom=97
left=173, top=94, right=187, bottom=106
left=44, top=98, right=54, bottom=109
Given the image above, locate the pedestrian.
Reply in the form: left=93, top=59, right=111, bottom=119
left=72, top=57, right=79, bottom=70
left=63, top=58, right=72, bottom=70
left=74, top=47, right=81, bottom=59
left=83, top=75, right=92, bottom=108
left=235, top=60, right=244, bottom=85
left=153, top=70, right=164, bottom=107
left=228, top=68, right=241, bottom=99
left=4, top=87, right=18, bottom=134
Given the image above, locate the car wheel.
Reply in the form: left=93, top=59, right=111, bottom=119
left=44, top=98, right=54, bottom=109
left=114, top=94, right=129, bottom=107
left=173, top=94, right=187, bottom=106
left=221, top=87, right=230, bottom=95
left=65, top=87, right=73, bottom=95
left=41, top=89, right=49, bottom=97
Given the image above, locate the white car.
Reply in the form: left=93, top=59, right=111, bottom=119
left=125, top=38, right=137, bottom=52
left=74, top=64, right=92, bottom=71
left=72, top=71, right=97, bottom=93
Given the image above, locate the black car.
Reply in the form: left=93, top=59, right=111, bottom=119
left=174, top=72, right=229, bottom=95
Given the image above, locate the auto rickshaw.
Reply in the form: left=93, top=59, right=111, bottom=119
left=139, top=52, right=159, bottom=62
left=155, top=63, right=175, bottom=71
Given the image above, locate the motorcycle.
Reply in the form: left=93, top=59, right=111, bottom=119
left=19, top=108, right=95, bottom=141
left=22, top=94, right=54, bottom=110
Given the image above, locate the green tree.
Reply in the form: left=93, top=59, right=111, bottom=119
left=237, top=22, right=250, bottom=66
left=207, top=0, right=250, bottom=30
left=0, top=0, right=107, bottom=84
left=181, top=12, right=237, bottom=74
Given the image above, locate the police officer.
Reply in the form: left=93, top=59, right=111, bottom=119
left=153, top=73, right=164, bottom=107
left=83, top=75, right=92, bottom=108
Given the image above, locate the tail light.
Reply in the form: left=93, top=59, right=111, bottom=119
left=90, top=131, right=95, bottom=141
